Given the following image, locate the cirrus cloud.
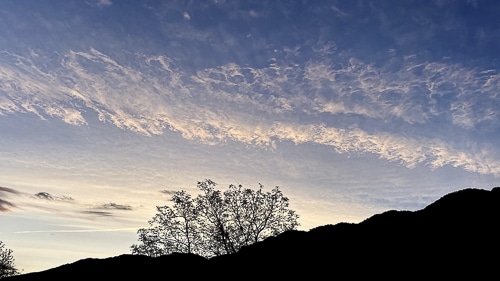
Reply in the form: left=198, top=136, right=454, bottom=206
left=1, top=47, right=499, bottom=177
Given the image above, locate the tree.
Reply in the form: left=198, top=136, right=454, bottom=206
left=131, top=179, right=300, bottom=258
left=131, top=191, right=207, bottom=257
left=0, top=241, right=19, bottom=279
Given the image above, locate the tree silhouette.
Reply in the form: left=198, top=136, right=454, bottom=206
left=131, top=179, right=300, bottom=258
left=0, top=241, right=19, bottom=279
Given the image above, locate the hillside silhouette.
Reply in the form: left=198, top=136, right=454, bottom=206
left=7, top=187, right=499, bottom=280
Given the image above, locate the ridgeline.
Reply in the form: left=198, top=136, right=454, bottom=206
left=7, top=187, right=499, bottom=280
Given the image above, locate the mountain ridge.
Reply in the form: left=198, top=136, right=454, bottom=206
left=7, top=187, right=499, bottom=280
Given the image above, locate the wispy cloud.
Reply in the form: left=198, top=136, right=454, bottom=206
left=33, top=192, right=74, bottom=202
left=81, top=210, right=113, bottom=217
left=14, top=227, right=138, bottom=234
left=0, top=186, right=19, bottom=212
left=0, top=186, right=20, bottom=194
left=303, top=56, right=500, bottom=128
left=0, top=198, right=15, bottom=212
left=0, top=51, right=87, bottom=125
left=160, top=190, right=177, bottom=195
left=1, top=47, right=499, bottom=176
left=95, top=203, right=133, bottom=211
left=15, top=189, right=136, bottom=220
left=96, top=0, right=112, bottom=8
left=81, top=201, right=134, bottom=216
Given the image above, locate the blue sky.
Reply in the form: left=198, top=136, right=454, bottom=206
left=1, top=0, right=499, bottom=273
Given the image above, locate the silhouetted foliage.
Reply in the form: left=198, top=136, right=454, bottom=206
left=0, top=241, right=19, bottom=279
left=131, top=179, right=300, bottom=258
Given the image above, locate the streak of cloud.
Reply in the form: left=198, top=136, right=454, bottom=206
left=14, top=227, right=139, bottom=234
left=160, top=190, right=177, bottom=195
left=0, top=186, right=19, bottom=212
left=0, top=186, right=20, bottom=194
left=81, top=211, right=113, bottom=217
left=33, top=192, right=74, bottom=202
left=96, top=203, right=133, bottom=211
left=96, top=0, right=112, bottom=8
left=0, top=198, right=15, bottom=212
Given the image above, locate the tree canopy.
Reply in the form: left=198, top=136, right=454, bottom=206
left=131, top=179, right=299, bottom=258
left=0, top=241, right=19, bottom=279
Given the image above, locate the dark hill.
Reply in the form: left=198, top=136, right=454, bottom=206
left=7, top=187, right=500, bottom=280
left=7, top=253, right=209, bottom=280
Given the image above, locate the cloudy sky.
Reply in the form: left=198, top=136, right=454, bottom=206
left=1, top=0, right=499, bottom=273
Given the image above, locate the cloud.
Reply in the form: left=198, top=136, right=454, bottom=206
left=81, top=210, right=113, bottom=217
left=0, top=186, right=19, bottom=194
left=14, top=227, right=139, bottom=234
left=96, top=0, right=112, bottom=8
left=0, top=186, right=19, bottom=212
left=0, top=198, right=15, bottom=212
left=160, top=190, right=177, bottom=195
left=14, top=189, right=135, bottom=220
left=248, top=10, right=259, bottom=18
left=34, top=192, right=54, bottom=200
left=4, top=47, right=498, bottom=135
left=78, top=202, right=133, bottom=218
left=1, top=47, right=499, bottom=176
left=0, top=51, right=87, bottom=125
left=33, top=192, right=74, bottom=202
left=95, top=203, right=133, bottom=211
left=330, top=5, right=349, bottom=18
left=266, top=122, right=500, bottom=176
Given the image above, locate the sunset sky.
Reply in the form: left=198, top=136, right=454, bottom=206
left=1, top=0, right=499, bottom=274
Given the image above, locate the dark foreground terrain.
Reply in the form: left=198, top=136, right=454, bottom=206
left=7, top=187, right=500, bottom=280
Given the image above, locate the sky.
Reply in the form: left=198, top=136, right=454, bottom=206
left=1, top=0, right=499, bottom=274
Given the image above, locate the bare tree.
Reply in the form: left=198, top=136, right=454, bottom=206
left=131, top=191, right=207, bottom=257
left=0, top=241, right=19, bottom=279
left=131, top=179, right=299, bottom=258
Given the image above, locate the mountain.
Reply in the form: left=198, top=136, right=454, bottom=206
left=7, top=187, right=500, bottom=280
